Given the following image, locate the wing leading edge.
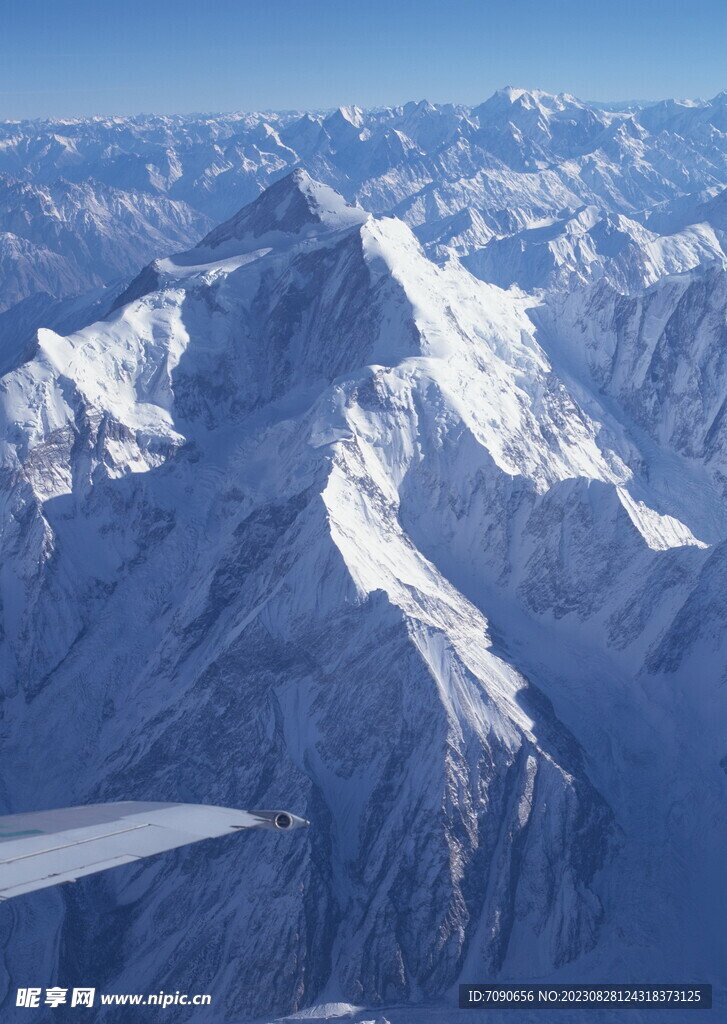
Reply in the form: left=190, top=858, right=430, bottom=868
left=0, top=801, right=309, bottom=901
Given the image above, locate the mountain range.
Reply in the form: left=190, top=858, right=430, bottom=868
left=1, top=88, right=726, bottom=318
left=0, top=90, right=726, bottom=1023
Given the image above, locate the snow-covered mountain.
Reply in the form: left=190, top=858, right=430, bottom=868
left=0, top=94, right=726, bottom=1024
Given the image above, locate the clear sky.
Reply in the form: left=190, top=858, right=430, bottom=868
left=1, top=0, right=725, bottom=120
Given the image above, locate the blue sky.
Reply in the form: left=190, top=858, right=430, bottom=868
left=1, top=0, right=725, bottom=119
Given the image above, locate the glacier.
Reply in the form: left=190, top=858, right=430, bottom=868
left=0, top=92, right=726, bottom=1024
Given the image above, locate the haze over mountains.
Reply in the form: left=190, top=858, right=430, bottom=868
left=0, top=90, right=726, bottom=1023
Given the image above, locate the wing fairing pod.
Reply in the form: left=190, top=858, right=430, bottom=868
left=244, top=810, right=310, bottom=830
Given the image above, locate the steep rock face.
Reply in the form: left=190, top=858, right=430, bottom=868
left=538, top=265, right=727, bottom=489
left=0, top=173, right=725, bottom=1023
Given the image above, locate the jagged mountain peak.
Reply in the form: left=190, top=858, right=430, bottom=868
left=403, top=98, right=438, bottom=115
left=326, top=104, right=365, bottom=128
left=474, top=87, right=608, bottom=132
left=198, top=168, right=368, bottom=251
left=497, top=85, right=542, bottom=105
left=476, top=86, right=554, bottom=113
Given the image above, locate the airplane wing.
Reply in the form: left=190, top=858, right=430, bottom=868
left=0, top=801, right=308, bottom=901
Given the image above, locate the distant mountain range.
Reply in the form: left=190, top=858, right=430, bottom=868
left=1, top=88, right=725, bottom=318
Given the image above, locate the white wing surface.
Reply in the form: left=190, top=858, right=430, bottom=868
left=0, top=801, right=308, bottom=900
